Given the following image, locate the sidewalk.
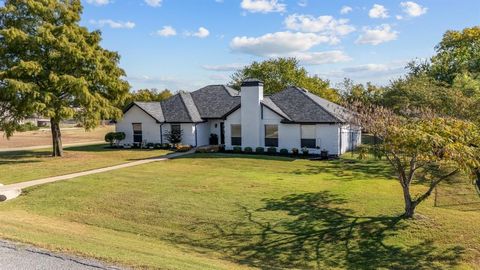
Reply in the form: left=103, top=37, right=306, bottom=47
left=0, top=150, right=194, bottom=202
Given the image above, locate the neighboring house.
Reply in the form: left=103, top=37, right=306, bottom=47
left=116, top=79, right=361, bottom=155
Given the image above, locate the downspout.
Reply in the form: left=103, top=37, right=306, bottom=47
left=194, top=123, right=199, bottom=147
left=160, top=123, right=165, bottom=144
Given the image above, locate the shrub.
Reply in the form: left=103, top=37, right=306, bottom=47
left=161, top=143, right=171, bottom=149
left=291, top=148, right=299, bottom=155
left=233, top=146, right=242, bottom=153
left=244, top=147, right=253, bottom=153
left=146, top=143, right=155, bottom=149
left=255, top=147, right=265, bottom=154
left=17, top=122, right=39, bottom=132
left=154, top=143, right=162, bottom=149
left=302, top=147, right=309, bottom=155
left=105, top=132, right=125, bottom=147
left=267, top=147, right=277, bottom=154
left=164, top=129, right=183, bottom=147
left=280, top=148, right=289, bottom=155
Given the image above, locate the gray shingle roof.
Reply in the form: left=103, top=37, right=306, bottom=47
left=129, top=102, right=164, bottom=122
left=126, top=84, right=350, bottom=124
left=262, top=97, right=291, bottom=121
left=190, top=85, right=240, bottom=119
left=269, top=86, right=346, bottom=123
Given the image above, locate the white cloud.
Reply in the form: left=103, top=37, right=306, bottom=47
left=230, top=31, right=332, bottom=56
left=400, top=1, right=427, bottom=17
left=156, top=26, right=176, bottom=37
left=86, top=0, right=110, bottom=6
left=396, top=15, right=404, bottom=20
left=240, top=0, right=286, bottom=14
left=369, top=4, right=389, bottom=18
left=293, top=50, right=351, bottom=65
left=284, top=14, right=355, bottom=37
left=298, top=0, right=307, bottom=7
left=145, top=0, right=162, bottom=7
left=340, top=6, right=352, bottom=15
left=90, top=19, right=135, bottom=29
left=190, top=27, right=210, bottom=38
left=202, top=63, right=246, bottom=71
left=356, top=24, right=398, bottom=45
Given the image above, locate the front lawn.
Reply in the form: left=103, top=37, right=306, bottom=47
left=0, top=153, right=479, bottom=269
left=0, top=144, right=171, bottom=185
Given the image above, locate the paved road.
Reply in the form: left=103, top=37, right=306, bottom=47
left=0, top=240, right=125, bottom=270
left=0, top=141, right=105, bottom=153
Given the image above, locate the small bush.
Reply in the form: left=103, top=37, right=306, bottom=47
left=291, top=148, right=299, bottom=155
left=146, top=143, right=155, bottom=149
left=233, top=146, right=242, bottom=153
left=244, top=147, right=253, bottom=153
left=255, top=147, right=265, bottom=154
left=154, top=143, right=162, bottom=149
left=17, top=122, right=39, bottom=132
left=161, top=143, right=171, bottom=149
left=279, top=148, right=289, bottom=155
left=267, top=147, right=277, bottom=154
left=105, top=132, right=125, bottom=147
left=302, top=147, right=309, bottom=155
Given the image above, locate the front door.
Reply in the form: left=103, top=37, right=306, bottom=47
left=220, top=122, right=225, bottom=145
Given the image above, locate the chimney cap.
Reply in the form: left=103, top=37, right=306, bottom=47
left=241, top=78, right=264, bottom=87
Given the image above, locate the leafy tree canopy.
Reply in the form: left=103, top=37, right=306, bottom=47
left=0, top=0, right=130, bottom=156
left=352, top=104, right=480, bottom=218
left=230, top=58, right=342, bottom=103
left=125, top=88, right=172, bottom=105
left=430, top=26, right=480, bottom=84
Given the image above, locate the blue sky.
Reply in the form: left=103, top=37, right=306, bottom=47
left=81, top=0, right=480, bottom=91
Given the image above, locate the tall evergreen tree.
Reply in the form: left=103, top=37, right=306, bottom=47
left=0, top=0, right=130, bottom=156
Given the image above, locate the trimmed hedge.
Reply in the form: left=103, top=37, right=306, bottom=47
left=244, top=147, right=253, bottom=153
left=233, top=146, right=242, bottom=153
left=255, top=147, right=265, bottom=154
left=280, top=148, right=289, bottom=155
left=267, top=147, right=277, bottom=154
left=292, top=148, right=299, bottom=155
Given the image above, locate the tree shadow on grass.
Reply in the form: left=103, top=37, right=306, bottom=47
left=290, top=158, right=395, bottom=180
left=173, top=192, right=463, bottom=269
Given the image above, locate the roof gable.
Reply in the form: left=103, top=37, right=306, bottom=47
left=124, top=102, right=164, bottom=123
left=269, top=87, right=344, bottom=123
left=190, top=85, right=240, bottom=119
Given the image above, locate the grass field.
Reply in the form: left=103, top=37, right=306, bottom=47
left=0, top=153, right=479, bottom=269
left=0, top=144, right=171, bottom=185
left=0, top=125, right=114, bottom=149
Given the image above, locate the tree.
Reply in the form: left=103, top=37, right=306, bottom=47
left=230, top=58, right=342, bottom=103
left=338, top=78, right=385, bottom=105
left=164, top=129, right=182, bottom=147
left=0, top=0, right=130, bottom=157
left=352, top=105, right=480, bottom=218
left=430, top=26, right=480, bottom=84
left=125, top=88, right=172, bottom=105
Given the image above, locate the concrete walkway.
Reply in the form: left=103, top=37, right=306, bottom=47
left=0, top=240, right=126, bottom=270
left=0, top=141, right=105, bottom=153
left=0, top=150, right=194, bottom=202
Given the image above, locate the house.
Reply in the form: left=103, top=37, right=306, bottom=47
left=116, top=79, right=361, bottom=155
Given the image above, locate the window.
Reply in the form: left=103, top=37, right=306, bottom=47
left=132, top=123, right=142, bottom=143
left=171, top=124, right=181, bottom=134
left=231, top=124, right=241, bottom=146
left=265, top=125, right=278, bottom=147
left=301, top=125, right=316, bottom=148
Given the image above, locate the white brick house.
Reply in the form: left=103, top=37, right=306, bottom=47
left=116, top=79, right=361, bottom=156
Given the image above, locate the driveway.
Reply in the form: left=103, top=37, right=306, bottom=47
left=0, top=240, right=125, bottom=270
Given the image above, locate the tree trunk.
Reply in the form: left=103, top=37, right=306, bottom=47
left=402, top=185, right=416, bottom=218
left=50, top=119, right=63, bottom=157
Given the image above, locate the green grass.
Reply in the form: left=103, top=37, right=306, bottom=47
left=0, top=144, right=171, bottom=184
left=0, top=153, right=479, bottom=269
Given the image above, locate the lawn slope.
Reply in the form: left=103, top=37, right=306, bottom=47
left=0, top=153, right=479, bottom=269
